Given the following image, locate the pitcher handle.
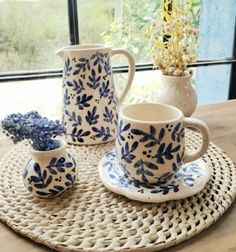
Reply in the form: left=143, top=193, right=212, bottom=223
left=111, top=49, right=135, bottom=104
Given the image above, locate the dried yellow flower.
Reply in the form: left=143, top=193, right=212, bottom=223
left=146, top=0, right=199, bottom=77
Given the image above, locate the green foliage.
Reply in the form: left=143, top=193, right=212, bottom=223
left=0, top=0, right=200, bottom=72
left=0, top=0, right=68, bottom=71
left=146, top=0, right=200, bottom=76
left=78, top=0, right=114, bottom=44
left=101, top=1, right=161, bottom=63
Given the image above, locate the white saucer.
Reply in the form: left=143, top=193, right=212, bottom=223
left=98, top=149, right=210, bottom=203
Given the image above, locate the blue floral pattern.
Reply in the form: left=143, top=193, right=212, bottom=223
left=73, top=57, right=90, bottom=75
left=99, top=81, right=110, bottom=98
left=62, top=51, right=121, bottom=144
left=103, top=106, right=114, bottom=123
left=64, top=58, right=72, bottom=77
left=64, top=89, right=71, bottom=106
left=91, top=126, right=112, bottom=142
left=70, top=128, right=90, bottom=143
left=23, top=151, right=76, bottom=198
left=85, top=106, right=99, bottom=125
left=116, top=120, right=185, bottom=184
left=121, top=142, right=138, bottom=163
left=64, top=109, right=82, bottom=127
left=102, top=150, right=205, bottom=196
left=116, top=120, right=130, bottom=144
left=66, top=79, right=84, bottom=94
left=87, top=69, right=101, bottom=89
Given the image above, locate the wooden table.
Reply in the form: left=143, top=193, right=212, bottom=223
left=0, top=100, right=236, bottom=252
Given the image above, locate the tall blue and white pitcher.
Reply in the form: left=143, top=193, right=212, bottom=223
left=57, top=44, right=135, bottom=145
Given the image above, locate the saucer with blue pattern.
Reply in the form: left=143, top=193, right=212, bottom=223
left=98, top=149, right=210, bottom=203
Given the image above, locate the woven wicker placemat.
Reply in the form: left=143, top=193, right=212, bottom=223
left=0, top=130, right=235, bottom=252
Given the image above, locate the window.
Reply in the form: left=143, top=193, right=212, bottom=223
left=0, top=0, right=68, bottom=71
left=0, top=0, right=235, bottom=119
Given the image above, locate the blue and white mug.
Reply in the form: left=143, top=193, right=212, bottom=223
left=116, top=103, right=210, bottom=184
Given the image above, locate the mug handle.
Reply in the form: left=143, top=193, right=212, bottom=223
left=183, top=118, right=210, bottom=163
left=111, top=49, right=135, bottom=104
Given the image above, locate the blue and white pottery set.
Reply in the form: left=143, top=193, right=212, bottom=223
left=24, top=44, right=211, bottom=202
left=56, top=44, right=135, bottom=145
left=23, top=140, right=76, bottom=198
left=98, top=103, right=211, bottom=203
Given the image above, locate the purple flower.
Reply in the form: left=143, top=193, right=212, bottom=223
left=1, top=111, right=66, bottom=151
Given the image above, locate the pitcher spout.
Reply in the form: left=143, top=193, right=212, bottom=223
left=55, top=47, right=65, bottom=58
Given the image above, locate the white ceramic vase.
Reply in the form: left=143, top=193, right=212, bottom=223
left=23, top=140, right=77, bottom=198
left=156, top=74, right=197, bottom=117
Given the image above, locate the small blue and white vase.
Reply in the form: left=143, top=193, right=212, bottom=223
left=23, top=140, right=77, bottom=198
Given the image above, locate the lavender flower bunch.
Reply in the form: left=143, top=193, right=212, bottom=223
left=1, top=111, right=66, bottom=151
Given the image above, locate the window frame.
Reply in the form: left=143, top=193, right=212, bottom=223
left=0, top=0, right=235, bottom=100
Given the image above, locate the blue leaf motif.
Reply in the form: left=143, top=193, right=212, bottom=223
left=155, top=172, right=174, bottom=184
left=92, top=126, right=112, bottom=141
left=172, top=162, right=178, bottom=172
left=63, top=89, right=70, bottom=106
left=99, top=81, right=110, bottom=98
left=36, top=185, right=66, bottom=197
left=76, top=94, right=93, bottom=110
left=65, top=109, right=82, bottom=127
left=121, top=141, right=138, bottom=163
left=103, top=106, right=114, bottom=123
left=34, top=163, right=41, bottom=177
left=171, top=123, right=184, bottom=143
left=87, top=69, right=101, bottom=89
left=70, top=128, right=90, bottom=143
left=65, top=173, right=76, bottom=187
left=107, top=90, right=118, bottom=106
left=158, top=128, right=165, bottom=143
left=85, top=106, right=99, bottom=125
left=46, top=157, right=74, bottom=174
left=105, top=151, right=116, bottom=158
left=133, top=159, right=157, bottom=183
left=64, top=58, right=72, bottom=77
left=131, top=126, right=165, bottom=147
left=66, top=79, right=84, bottom=94
left=43, top=170, right=47, bottom=180
left=143, top=161, right=158, bottom=170
left=116, top=120, right=130, bottom=144
left=30, top=163, right=53, bottom=189
left=30, top=176, right=41, bottom=183
left=90, top=52, right=104, bottom=73
left=150, top=184, right=179, bottom=194
left=153, top=143, right=181, bottom=164
left=104, top=60, right=111, bottom=77
left=73, top=58, right=90, bottom=75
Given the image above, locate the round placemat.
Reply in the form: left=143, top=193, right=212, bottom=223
left=0, top=130, right=235, bottom=252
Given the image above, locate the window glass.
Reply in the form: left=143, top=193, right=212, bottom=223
left=2, top=0, right=234, bottom=73
left=195, top=65, right=231, bottom=103
left=114, top=70, right=161, bottom=104
left=79, top=0, right=201, bottom=65
left=0, top=79, right=62, bottom=120
left=0, top=0, right=68, bottom=72
left=197, top=1, right=235, bottom=59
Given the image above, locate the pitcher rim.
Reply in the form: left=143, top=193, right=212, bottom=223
left=58, top=44, right=112, bottom=52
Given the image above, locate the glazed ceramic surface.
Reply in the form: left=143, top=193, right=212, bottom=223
left=116, top=103, right=209, bottom=184
left=57, top=44, right=135, bottom=145
left=156, top=74, right=197, bottom=117
left=23, top=140, right=77, bottom=198
left=98, top=149, right=210, bottom=203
